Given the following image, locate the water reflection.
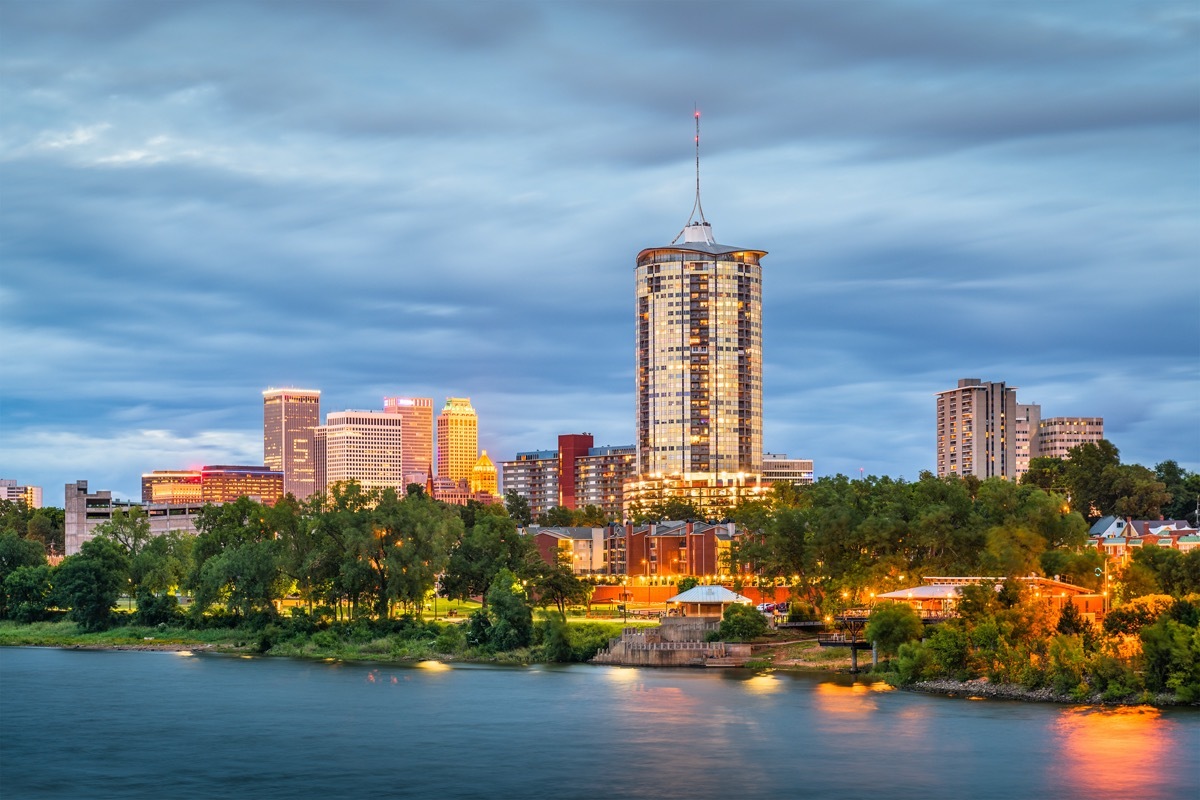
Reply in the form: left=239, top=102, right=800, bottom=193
left=1054, top=706, right=1185, bottom=800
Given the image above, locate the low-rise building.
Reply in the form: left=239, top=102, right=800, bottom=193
left=64, top=480, right=139, bottom=555
left=0, top=479, right=43, bottom=509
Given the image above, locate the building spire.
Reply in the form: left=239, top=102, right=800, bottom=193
left=673, top=105, right=715, bottom=245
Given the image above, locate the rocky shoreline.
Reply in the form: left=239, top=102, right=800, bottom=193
left=907, top=678, right=1185, bottom=707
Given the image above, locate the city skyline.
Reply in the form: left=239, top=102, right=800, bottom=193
left=3, top=1, right=1197, bottom=501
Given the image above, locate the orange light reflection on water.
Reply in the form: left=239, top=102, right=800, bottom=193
left=1055, top=706, right=1183, bottom=799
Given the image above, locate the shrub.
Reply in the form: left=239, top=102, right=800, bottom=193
left=864, top=603, right=923, bottom=658
left=134, top=591, right=181, bottom=626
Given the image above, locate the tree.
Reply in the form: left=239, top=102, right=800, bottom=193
left=93, top=507, right=154, bottom=595
left=530, top=554, right=591, bottom=618
left=865, top=603, right=924, bottom=658
left=369, top=489, right=460, bottom=617
left=1155, top=461, right=1200, bottom=522
left=484, top=568, right=533, bottom=650
left=504, top=490, right=533, bottom=526
left=0, top=532, right=46, bottom=617
left=3, top=565, right=53, bottom=623
left=718, top=602, right=768, bottom=642
left=186, top=497, right=286, bottom=618
left=55, top=537, right=128, bottom=631
left=442, top=514, right=534, bottom=605
left=537, top=506, right=576, bottom=527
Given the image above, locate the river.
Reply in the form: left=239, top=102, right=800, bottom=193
left=1, top=647, right=1196, bottom=799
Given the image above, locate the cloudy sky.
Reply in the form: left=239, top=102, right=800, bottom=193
left=2, top=0, right=1198, bottom=503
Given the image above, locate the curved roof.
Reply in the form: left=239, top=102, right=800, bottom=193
left=637, top=241, right=767, bottom=260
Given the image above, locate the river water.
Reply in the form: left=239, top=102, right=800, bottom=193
left=1, top=647, right=1196, bottom=800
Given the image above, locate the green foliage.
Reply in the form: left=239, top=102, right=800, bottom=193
left=503, top=490, right=533, bottom=526
left=924, top=624, right=970, bottom=681
left=1047, top=634, right=1088, bottom=695
left=0, top=532, right=47, bottom=617
left=676, top=576, right=699, bottom=593
left=529, top=554, right=592, bottom=618
left=0, top=501, right=64, bottom=556
left=134, top=590, right=182, bottom=626
left=718, top=602, right=768, bottom=642
left=1103, top=595, right=1174, bottom=636
left=3, top=565, right=53, bottom=623
left=535, top=613, right=573, bottom=662
left=483, top=569, right=533, bottom=651
left=1140, top=616, right=1200, bottom=700
left=54, top=537, right=128, bottom=632
left=865, top=603, right=924, bottom=657
left=442, top=514, right=533, bottom=605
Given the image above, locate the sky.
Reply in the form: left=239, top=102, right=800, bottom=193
left=2, top=0, right=1198, bottom=503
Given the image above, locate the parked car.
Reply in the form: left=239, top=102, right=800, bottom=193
left=756, top=602, right=776, bottom=613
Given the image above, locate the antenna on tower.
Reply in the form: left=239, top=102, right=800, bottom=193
left=672, top=105, right=714, bottom=245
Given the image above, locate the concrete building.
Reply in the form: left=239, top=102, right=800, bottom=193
left=635, top=114, right=765, bottom=480
left=762, top=454, right=815, bottom=486
left=263, top=387, right=321, bottom=499
left=935, top=378, right=1018, bottom=479
left=500, top=434, right=636, bottom=520
left=0, top=479, right=42, bottom=508
left=622, top=472, right=769, bottom=520
left=383, top=396, right=434, bottom=480
left=437, top=397, right=478, bottom=482
left=1037, top=417, right=1105, bottom=460
left=319, top=410, right=406, bottom=494
left=64, top=480, right=138, bottom=555
left=141, top=465, right=283, bottom=506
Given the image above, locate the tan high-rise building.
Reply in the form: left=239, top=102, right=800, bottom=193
left=263, top=388, right=321, bottom=499
left=319, top=410, right=406, bottom=494
left=936, top=379, right=1018, bottom=479
left=383, top=396, right=434, bottom=480
left=437, top=397, right=478, bottom=482
left=635, top=114, right=765, bottom=479
left=1037, top=417, right=1105, bottom=460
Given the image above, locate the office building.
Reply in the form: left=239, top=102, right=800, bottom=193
left=263, top=387, right=321, bottom=499
left=633, top=112, right=765, bottom=506
left=935, top=378, right=1018, bottom=479
left=762, top=454, right=815, bottom=486
left=436, top=397, right=478, bottom=482
left=470, top=451, right=499, bottom=496
left=1037, top=417, right=1105, bottom=460
left=319, top=410, right=406, bottom=494
left=384, top=396, right=434, bottom=480
left=141, top=465, right=283, bottom=506
left=0, top=480, right=42, bottom=509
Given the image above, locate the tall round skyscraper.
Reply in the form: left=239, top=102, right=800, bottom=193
left=634, top=113, right=766, bottom=481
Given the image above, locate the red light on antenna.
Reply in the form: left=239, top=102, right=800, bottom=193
left=694, top=110, right=701, bottom=118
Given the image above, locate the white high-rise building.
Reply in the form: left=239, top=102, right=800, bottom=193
left=319, top=410, right=406, bottom=494
left=936, top=379, right=1018, bottom=479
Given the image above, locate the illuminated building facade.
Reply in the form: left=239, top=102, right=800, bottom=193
left=319, top=410, right=406, bottom=494
left=762, top=454, right=815, bottom=486
left=436, top=397, right=478, bottom=482
left=1037, top=417, right=1105, bottom=460
left=141, top=466, right=283, bottom=506
left=500, top=434, right=636, bottom=520
left=634, top=113, right=765, bottom=503
left=384, top=396, right=434, bottom=481
left=1014, top=403, right=1041, bottom=479
left=935, top=378, right=1018, bottom=479
left=470, top=451, right=499, bottom=495
left=0, top=479, right=43, bottom=509
left=263, top=387, right=321, bottom=499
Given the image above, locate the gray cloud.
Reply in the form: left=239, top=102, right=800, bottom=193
left=2, top=0, right=1196, bottom=501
